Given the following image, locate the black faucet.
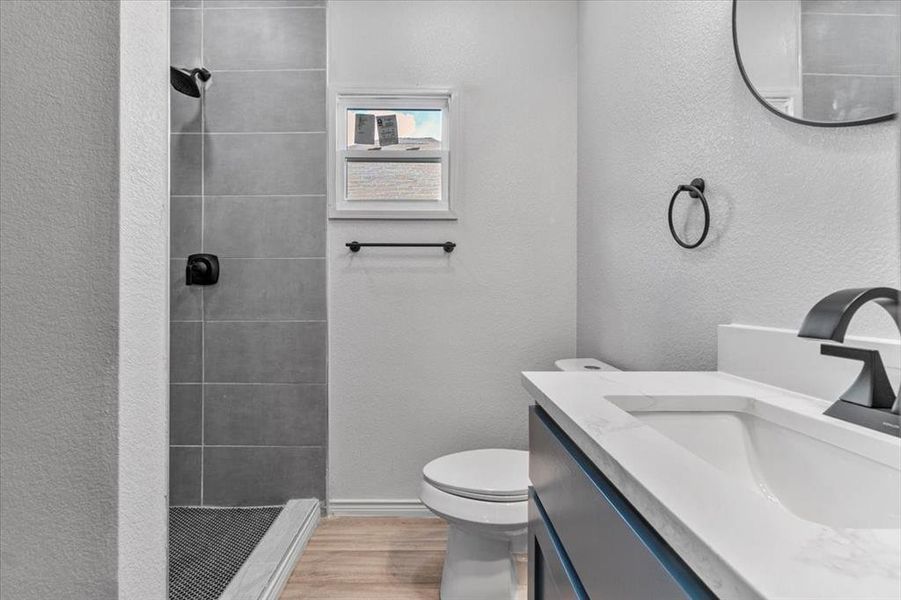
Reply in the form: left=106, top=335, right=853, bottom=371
left=798, top=287, right=900, bottom=437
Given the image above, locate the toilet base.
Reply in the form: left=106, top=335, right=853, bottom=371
left=440, top=524, right=517, bottom=600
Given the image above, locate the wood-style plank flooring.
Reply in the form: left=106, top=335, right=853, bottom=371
left=279, top=516, right=527, bottom=600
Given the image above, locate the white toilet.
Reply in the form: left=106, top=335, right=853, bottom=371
left=420, top=358, right=618, bottom=599
left=420, top=449, right=528, bottom=600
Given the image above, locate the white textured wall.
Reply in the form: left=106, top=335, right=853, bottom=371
left=328, top=0, right=578, bottom=501
left=577, top=0, right=901, bottom=371
left=0, top=1, right=120, bottom=597
left=118, top=1, right=169, bottom=597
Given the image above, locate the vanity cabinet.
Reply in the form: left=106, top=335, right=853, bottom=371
left=528, top=406, right=714, bottom=600
left=528, top=493, right=584, bottom=599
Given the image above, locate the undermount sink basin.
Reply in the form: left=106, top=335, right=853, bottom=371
left=606, top=395, right=901, bottom=529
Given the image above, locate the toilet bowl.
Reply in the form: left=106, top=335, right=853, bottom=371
left=420, top=449, right=528, bottom=600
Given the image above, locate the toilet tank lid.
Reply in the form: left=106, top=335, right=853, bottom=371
left=422, top=449, right=529, bottom=500
left=555, top=358, right=620, bottom=372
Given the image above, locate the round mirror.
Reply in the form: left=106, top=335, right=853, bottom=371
left=733, top=0, right=899, bottom=126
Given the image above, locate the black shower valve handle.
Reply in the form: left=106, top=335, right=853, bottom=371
left=185, top=261, right=206, bottom=285
left=185, top=254, right=219, bottom=286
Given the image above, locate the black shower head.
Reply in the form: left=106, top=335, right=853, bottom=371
left=170, top=67, right=211, bottom=98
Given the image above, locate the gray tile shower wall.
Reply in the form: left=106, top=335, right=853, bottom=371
left=203, top=260, right=326, bottom=321
left=202, top=446, right=325, bottom=506
left=203, top=196, right=326, bottom=257
left=203, top=132, right=326, bottom=195
left=170, top=447, right=202, bottom=506
left=204, top=322, right=327, bottom=384
left=169, top=1, right=327, bottom=507
left=170, top=385, right=203, bottom=445
left=203, top=384, right=327, bottom=446
left=203, top=71, right=326, bottom=132
left=203, top=7, right=326, bottom=70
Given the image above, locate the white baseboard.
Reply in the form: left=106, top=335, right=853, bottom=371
left=328, top=498, right=433, bottom=517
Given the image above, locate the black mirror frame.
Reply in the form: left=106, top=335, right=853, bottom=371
left=732, top=0, right=897, bottom=128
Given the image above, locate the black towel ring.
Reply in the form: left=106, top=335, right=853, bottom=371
left=668, top=178, right=710, bottom=249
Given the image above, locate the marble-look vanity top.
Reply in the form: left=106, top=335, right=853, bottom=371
left=522, top=371, right=901, bottom=600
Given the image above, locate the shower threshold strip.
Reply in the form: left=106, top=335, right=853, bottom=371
left=219, top=498, right=321, bottom=600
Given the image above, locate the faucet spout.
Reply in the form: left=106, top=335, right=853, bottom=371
left=798, top=287, right=900, bottom=342
left=798, top=287, right=901, bottom=430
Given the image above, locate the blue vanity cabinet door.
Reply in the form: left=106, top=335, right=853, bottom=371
left=529, top=406, right=715, bottom=600
left=529, top=492, right=587, bottom=600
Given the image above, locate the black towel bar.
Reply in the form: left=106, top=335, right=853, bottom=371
left=346, top=241, right=456, bottom=253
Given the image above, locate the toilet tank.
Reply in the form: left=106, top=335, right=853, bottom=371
left=555, top=358, right=621, bottom=372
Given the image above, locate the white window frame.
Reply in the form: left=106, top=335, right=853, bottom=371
left=329, top=88, right=458, bottom=220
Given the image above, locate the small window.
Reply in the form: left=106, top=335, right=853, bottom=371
left=331, top=91, right=456, bottom=219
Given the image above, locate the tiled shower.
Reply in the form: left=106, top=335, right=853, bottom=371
left=168, top=0, right=327, bottom=508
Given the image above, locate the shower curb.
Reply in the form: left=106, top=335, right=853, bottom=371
left=219, top=498, right=321, bottom=600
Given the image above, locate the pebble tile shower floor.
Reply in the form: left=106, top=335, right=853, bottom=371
left=169, top=505, right=284, bottom=600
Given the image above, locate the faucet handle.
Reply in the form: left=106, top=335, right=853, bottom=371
left=820, top=344, right=896, bottom=410
left=185, top=253, right=219, bottom=286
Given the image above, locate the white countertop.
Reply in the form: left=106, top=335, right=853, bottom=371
left=521, top=370, right=901, bottom=600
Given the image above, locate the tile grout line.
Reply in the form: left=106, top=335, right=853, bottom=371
left=172, top=131, right=327, bottom=135
left=802, top=11, right=901, bottom=17
left=171, top=382, right=328, bottom=386
left=171, top=445, right=326, bottom=449
left=198, top=255, right=326, bottom=258
left=180, top=5, right=327, bottom=10
left=199, top=0, right=205, bottom=507
left=803, top=72, right=898, bottom=79
left=172, top=320, right=327, bottom=323
left=171, top=194, right=326, bottom=198
left=210, top=68, right=326, bottom=73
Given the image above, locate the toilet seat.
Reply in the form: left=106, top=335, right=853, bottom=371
left=420, top=480, right=528, bottom=528
left=422, top=449, right=529, bottom=502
